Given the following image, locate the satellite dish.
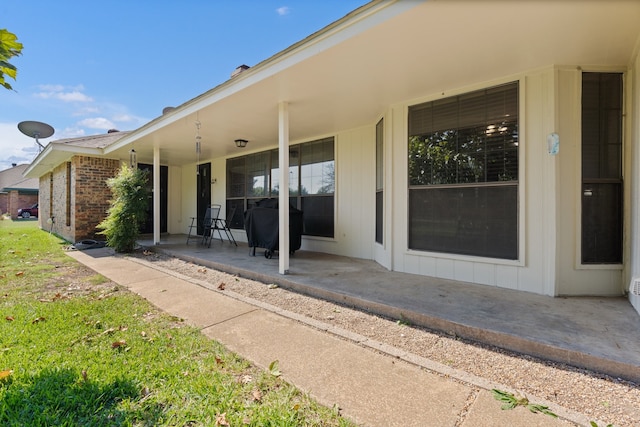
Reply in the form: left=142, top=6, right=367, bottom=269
left=18, top=120, right=55, bottom=151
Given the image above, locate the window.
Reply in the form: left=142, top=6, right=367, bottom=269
left=408, top=82, right=519, bottom=259
left=375, top=118, right=384, bottom=244
left=226, top=137, right=335, bottom=238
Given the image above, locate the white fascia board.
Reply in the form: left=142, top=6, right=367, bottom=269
left=23, top=142, right=104, bottom=178
left=106, top=0, right=421, bottom=155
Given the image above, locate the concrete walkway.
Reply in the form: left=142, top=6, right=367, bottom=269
left=67, top=247, right=600, bottom=426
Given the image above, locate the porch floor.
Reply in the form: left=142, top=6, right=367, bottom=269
left=139, top=233, right=640, bottom=383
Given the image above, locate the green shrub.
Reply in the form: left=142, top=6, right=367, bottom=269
left=97, top=165, right=150, bottom=252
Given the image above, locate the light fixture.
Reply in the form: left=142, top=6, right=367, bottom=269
left=129, top=149, right=137, bottom=169
left=235, top=139, right=248, bottom=148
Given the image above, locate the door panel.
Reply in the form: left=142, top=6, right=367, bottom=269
left=197, top=163, right=211, bottom=235
left=581, top=72, right=623, bottom=264
left=582, top=182, right=622, bottom=263
left=139, top=164, right=168, bottom=234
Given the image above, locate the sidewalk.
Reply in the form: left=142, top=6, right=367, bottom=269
left=67, top=247, right=593, bottom=426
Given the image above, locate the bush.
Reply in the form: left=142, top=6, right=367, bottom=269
left=97, top=165, right=150, bottom=252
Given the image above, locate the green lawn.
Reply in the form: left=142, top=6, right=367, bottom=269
left=0, top=220, right=353, bottom=426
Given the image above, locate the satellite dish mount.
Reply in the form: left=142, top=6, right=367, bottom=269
left=18, top=121, right=55, bottom=152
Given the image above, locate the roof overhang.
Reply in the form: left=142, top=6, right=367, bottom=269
left=28, top=0, right=640, bottom=173
left=24, top=142, right=105, bottom=178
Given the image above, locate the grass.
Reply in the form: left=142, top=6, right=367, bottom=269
left=0, top=221, right=354, bottom=426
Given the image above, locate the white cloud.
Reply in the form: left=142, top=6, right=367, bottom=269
left=77, top=117, right=116, bottom=130
left=73, top=106, right=101, bottom=116
left=0, top=122, right=45, bottom=171
left=276, top=6, right=290, bottom=16
left=59, top=127, right=86, bottom=139
left=111, top=114, right=135, bottom=123
left=33, top=84, right=94, bottom=103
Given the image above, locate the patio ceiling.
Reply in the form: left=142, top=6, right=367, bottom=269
left=103, top=0, right=640, bottom=167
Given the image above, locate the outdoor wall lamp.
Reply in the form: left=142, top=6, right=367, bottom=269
left=235, top=139, right=248, bottom=148
left=129, top=149, right=137, bottom=169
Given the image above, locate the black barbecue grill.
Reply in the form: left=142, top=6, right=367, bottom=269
left=243, top=198, right=303, bottom=259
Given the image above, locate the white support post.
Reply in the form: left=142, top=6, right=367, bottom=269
left=153, top=146, right=161, bottom=245
left=278, top=102, right=290, bottom=274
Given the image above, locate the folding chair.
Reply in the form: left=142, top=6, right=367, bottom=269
left=186, top=216, right=199, bottom=244
left=216, top=206, right=238, bottom=246
left=202, top=204, right=223, bottom=248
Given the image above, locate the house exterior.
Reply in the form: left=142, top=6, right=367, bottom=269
left=25, top=1, right=640, bottom=315
left=28, top=131, right=129, bottom=243
left=0, top=163, right=38, bottom=219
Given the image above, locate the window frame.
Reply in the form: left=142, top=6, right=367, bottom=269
left=407, top=80, right=522, bottom=261
left=226, top=137, right=335, bottom=238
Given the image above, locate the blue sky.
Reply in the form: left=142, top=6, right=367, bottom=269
left=0, top=1, right=367, bottom=171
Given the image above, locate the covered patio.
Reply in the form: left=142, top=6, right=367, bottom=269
left=138, top=233, right=640, bottom=384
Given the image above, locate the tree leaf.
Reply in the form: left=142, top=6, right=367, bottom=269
left=0, top=370, right=12, bottom=380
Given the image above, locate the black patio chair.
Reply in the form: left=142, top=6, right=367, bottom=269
left=215, top=206, right=238, bottom=246
left=202, top=204, right=223, bottom=247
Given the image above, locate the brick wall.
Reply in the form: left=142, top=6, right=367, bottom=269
left=40, top=156, right=121, bottom=243
left=73, top=156, right=121, bottom=241
left=0, top=193, right=7, bottom=215
left=7, top=190, right=38, bottom=220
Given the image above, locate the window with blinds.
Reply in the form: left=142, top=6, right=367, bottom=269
left=226, top=137, right=335, bottom=238
left=407, top=82, right=519, bottom=259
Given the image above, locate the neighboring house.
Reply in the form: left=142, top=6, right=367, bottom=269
left=25, top=1, right=640, bottom=316
left=0, top=163, right=38, bottom=219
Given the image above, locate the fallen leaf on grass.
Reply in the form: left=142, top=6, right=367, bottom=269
left=0, top=370, right=12, bottom=380
left=215, top=413, right=229, bottom=426
left=215, top=356, right=223, bottom=365
left=252, top=389, right=262, bottom=402
left=111, top=340, right=127, bottom=349
left=240, top=374, right=253, bottom=384
left=217, top=282, right=226, bottom=290
left=81, top=370, right=88, bottom=382
left=39, top=293, right=65, bottom=303
left=269, top=360, right=282, bottom=377
left=15, top=272, right=24, bottom=277
left=32, top=317, right=46, bottom=324
left=5, top=316, right=14, bottom=322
